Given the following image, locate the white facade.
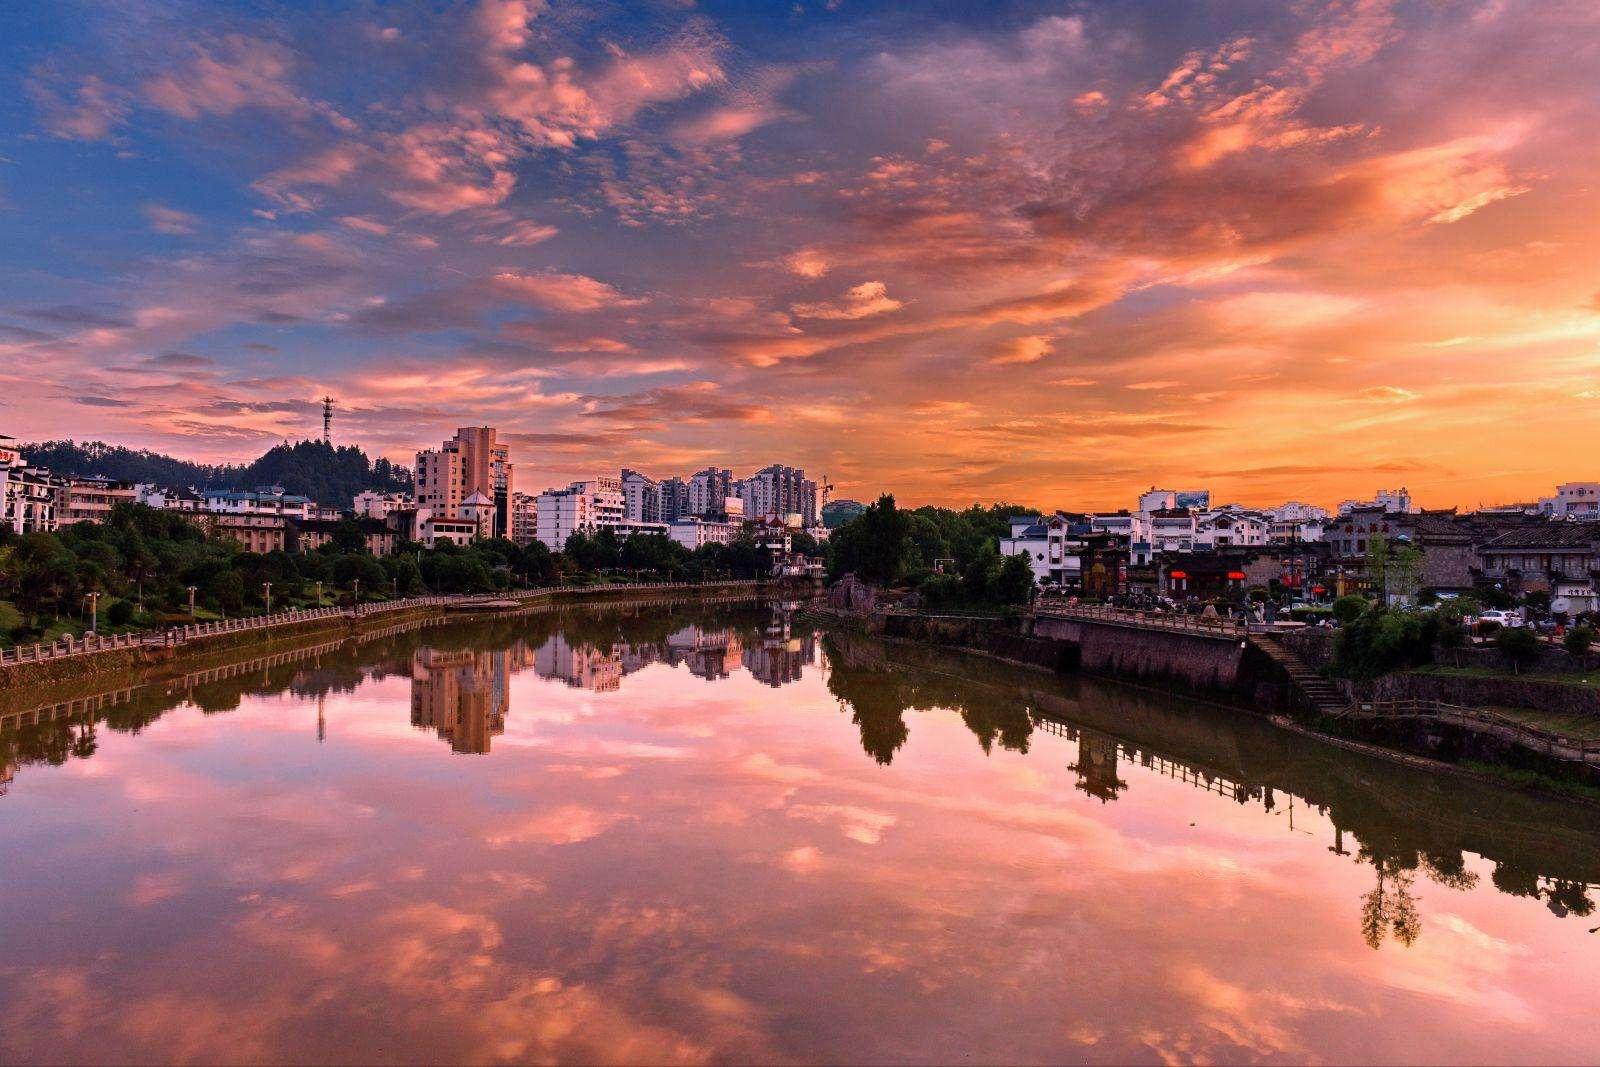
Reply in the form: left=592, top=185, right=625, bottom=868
left=669, top=517, right=739, bottom=550
left=1540, top=482, right=1600, bottom=521
left=203, top=489, right=313, bottom=520
left=421, top=516, right=477, bottom=549
left=999, top=514, right=1076, bottom=585
left=353, top=490, right=411, bottom=520
left=1, top=463, right=63, bottom=533
left=621, top=469, right=661, bottom=523
left=1196, top=510, right=1268, bottom=548
left=1148, top=510, right=1196, bottom=553
left=534, top=477, right=625, bottom=550
left=1089, top=511, right=1148, bottom=543
left=1339, top=487, right=1416, bottom=515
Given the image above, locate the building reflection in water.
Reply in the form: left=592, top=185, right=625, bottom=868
left=410, top=647, right=510, bottom=754
left=404, top=604, right=817, bottom=752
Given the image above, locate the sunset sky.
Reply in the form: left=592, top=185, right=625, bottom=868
left=2, top=0, right=1598, bottom=510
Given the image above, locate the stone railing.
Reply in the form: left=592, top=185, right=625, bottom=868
left=1034, top=601, right=1249, bottom=638
left=0, top=580, right=769, bottom=668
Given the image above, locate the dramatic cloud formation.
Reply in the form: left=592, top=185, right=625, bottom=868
left=4, top=0, right=1599, bottom=505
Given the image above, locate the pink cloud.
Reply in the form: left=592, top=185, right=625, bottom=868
left=492, top=272, right=645, bottom=312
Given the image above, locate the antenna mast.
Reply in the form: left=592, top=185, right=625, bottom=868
left=320, top=396, right=335, bottom=444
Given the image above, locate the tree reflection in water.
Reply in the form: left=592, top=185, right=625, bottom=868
left=3, top=603, right=1598, bottom=948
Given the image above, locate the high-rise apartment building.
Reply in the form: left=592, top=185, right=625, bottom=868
left=659, top=476, right=689, bottom=523
left=621, top=469, right=661, bottom=523
left=414, top=426, right=514, bottom=539
left=687, top=467, right=734, bottom=518
left=737, top=465, right=818, bottom=526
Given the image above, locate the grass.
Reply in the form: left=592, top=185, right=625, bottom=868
left=1459, top=761, right=1600, bottom=804
left=1484, top=706, right=1600, bottom=740
left=1411, top=663, right=1600, bottom=689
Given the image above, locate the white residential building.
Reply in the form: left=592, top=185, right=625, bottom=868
left=202, top=489, right=314, bottom=520
left=621, top=469, right=662, bottom=523
left=534, top=476, right=625, bottom=550
left=1539, top=482, right=1600, bottom=521
left=1089, top=511, right=1148, bottom=543
left=1195, top=510, right=1268, bottom=548
left=1339, top=487, right=1416, bottom=515
left=999, top=513, right=1078, bottom=586
left=510, top=492, right=537, bottom=546
left=353, top=490, right=412, bottom=520
left=1148, top=509, right=1197, bottom=553
left=668, top=517, right=740, bottom=550
left=0, top=462, right=64, bottom=534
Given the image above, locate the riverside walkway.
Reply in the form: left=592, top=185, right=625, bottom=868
left=0, top=580, right=766, bottom=671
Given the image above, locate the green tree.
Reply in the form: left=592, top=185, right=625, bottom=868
left=1332, top=594, right=1368, bottom=625
left=1564, top=625, right=1595, bottom=655
left=1494, top=626, right=1541, bottom=673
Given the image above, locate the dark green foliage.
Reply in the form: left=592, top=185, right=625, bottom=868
left=1331, top=606, right=1440, bottom=679
left=1564, top=625, right=1595, bottom=655
left=826, top=494, right=912, bottom=585
left=826, top=496, right=1044, bottom=609
left=1494, top=626, right=1541, bottom=672
left=1332, top=595, right=1369, bottom=626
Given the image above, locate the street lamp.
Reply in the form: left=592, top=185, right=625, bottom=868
left=263, top=581, right=272, bottom=614
left=352, top=578, right=360, bottom=608
left=85, top=591, right=99, bottom=634
left=186, top=585, right=197, bottom=619
left=315, top=580, right=323, bottom=607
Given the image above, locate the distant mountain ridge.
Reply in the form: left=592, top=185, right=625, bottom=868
left=20, top=439, right=413, bottom=508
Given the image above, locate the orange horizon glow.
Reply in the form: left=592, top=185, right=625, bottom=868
left=2, top=0, right=1598, bottom=512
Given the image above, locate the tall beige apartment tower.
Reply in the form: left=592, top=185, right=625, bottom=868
left=414, top=426, right=515, bottom=539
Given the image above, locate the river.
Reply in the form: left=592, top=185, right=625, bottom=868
left=2, top=598, right=1598, bottom=1064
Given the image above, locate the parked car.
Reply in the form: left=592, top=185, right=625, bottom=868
left=1476, top=609, right=1524, bottom=628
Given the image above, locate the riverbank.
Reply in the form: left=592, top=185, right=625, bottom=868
left=0, top=580, right=773, bottom=694
left=802, top=602, right=1600, bottom=799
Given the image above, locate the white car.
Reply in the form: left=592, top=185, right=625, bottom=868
left=1476, top=609, right=1524, bottom=628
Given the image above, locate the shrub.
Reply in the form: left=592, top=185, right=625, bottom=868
left=1494, top=626, right=1541, bottom=672
left=106, top=599, right=135, bottom=626
left=1565, top=625, right=1595, bottom=656
left=1331, top=606, right=1438, bottom=679
left=1331, top=595, right=1368, bottom=626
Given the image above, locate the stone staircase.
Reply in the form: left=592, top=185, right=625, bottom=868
left=1249, top=633, right=1347, bottom=716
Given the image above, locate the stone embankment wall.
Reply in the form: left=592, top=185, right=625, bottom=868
left=1374, top=672, right=1600, bottom=717
left=878, top=614, right=1076, bottom=672
left=1028, top=614, right=1250, bottom=693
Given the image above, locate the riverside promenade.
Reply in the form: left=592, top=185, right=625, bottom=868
left=0, top=580, right=767, bottom=678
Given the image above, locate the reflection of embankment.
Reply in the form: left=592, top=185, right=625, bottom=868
left=822, top=630, right=1600, bottom=923
left=2, top=596, right=801, bottom=789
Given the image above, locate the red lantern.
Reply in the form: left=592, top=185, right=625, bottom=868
left=1312, top=585, right=1326, bottom=594
left=1169, top=569, right=1189, bottom=580
left=1226, top=570, right=1246, bottom=581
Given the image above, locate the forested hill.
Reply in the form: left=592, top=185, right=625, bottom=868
left=21, top=439, right=413, bottom=507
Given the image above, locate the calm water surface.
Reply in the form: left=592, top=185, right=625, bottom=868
left=2, top=599, right=1599, bottom=1064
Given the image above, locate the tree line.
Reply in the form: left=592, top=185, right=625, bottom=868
left=20, top=439, right=412, bottom=508
left=825, top=494, right=1037, bottom=608
left=0, top=503, right=786, bottom=647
